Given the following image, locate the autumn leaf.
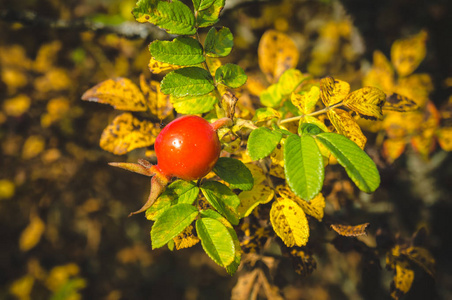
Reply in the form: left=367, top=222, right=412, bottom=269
left=270, top=197, right=309, bottom=247
left=320, top=77, right=350, bottom=106
left=390, top=260, right=415, bottom=300
left=327, top=108, right=367, bottom=149
left=82, top=78, right=147, bottom=112
left=330, top=223, right=370, bottom=237
left=258, top=30, right=299, bottom=83
left=343, top=86, right=386, bottom=120
left=289, top=248, right=317, bottom=276
left=291, top=86, right=320, bottom=114
left=172, top=224, right=200, bottom=250
left=276, top=185, right=325, bottom=221
left=401, top=246, right=435, bottom=277
left=391, top=30, right=428, bottom=77
left=148, top=56, right=182, bottom=74
left=19, top=214, right=45, bottom=251
left=383, top=138, right=406, bottom=163
left=100, top=113, right=159, bottom=155
left=383, top=93, right=420, bottom=112
left=363, top=50, right=395, bottom=92
left=237, top=185, right=274, bottom=218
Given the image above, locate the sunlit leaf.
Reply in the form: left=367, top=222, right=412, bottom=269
left=100, top=113, right=159, bottom=155
left=0, top=179, right=15, bottom=200
left=247, top=127, right=283, bottom=161
left=151, top=203, right=199, bottom=249
left=320, top=77, right=350, bottom=106
left=270, top=197, right=309, bottom=247
left=196, top=217, right=235, bottom=267
left=145, top=80, right=173, bottom=120
left=315, top=132, right=380, bottom=193
left=3, top=94, right=31, bottom=117
left=215, top=64, right=247, bottom=89
left=362, top=50, right=395, bottom=92
left=81, top=78, right=147, bottom=111
left=22, top=135, right=45, bottom=160
left=277, top=185, right=325, bottom=221
left=300, top=116, right=329, bottom=133
left=252, top=107, right=281, bottom=123
left=161, top=67, right=215, bottom=97
left=200, top=181, right=240, bottom=225
left=383, top=138, right=406, bottom=163
left=204, top=27, right=233, bottom=57
left=148, top=56, right=182, bottom=74
left=258, top=30, right=299, bottom=83
left=327, top=108, right=367, bottom=149
left=196, top=0, right=225, bottom=27
left=391, top=30, right=428, bottom=77
left=284, top=134, right=324, bottom=201
left=291, top=86, right=320, bottom=114
left=437, top=127, right=452, bottom=151
left=343, top=86, right=386, bottom=120
left=278, top=69, right=309, bottom=95
left=330, top=223, right=370, bottom=237
left=171, top=92, right=217, bottom=114
left=133, top=0, right=196, bottom=35
left=238, top=185, right=274, bottom=218
left=149, top=37, right=205, bottom=66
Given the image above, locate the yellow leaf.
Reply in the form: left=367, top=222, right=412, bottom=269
left=391, top=30, right=428, bottom=77
left=395, top=74, right=433, bottom=108
left=270, top=197, right=309, bottom=247
left=3, top=94, right=31, bottom=117
left=437, top=127, right=452, bottom=151
left=258, top=30, right=299, bottom=83
left=9, top=275, right=34, bottom=300
left=82, top=78, right=147, bottom=112
left=2, top=67, right=28, bottom=93
left=252, top=107, right=281, bottom=123
left=383, top=138, right=406, bottom=163
left=238, top=185, right=274, bottom=218
left=383, top=111, right=423, bottom=139
left=19, top=215, right=45, bottom=251
left=0, top=179, right=15, bottom=199
left=41, top=97, right=71, bottom=127
left=245, top=72, right=268, bottom=97
left=148, top=55, right=182, bottom=74
left=45, top=263, right=81, bottom=292
left=206, top=57, right=222, bottom=78
left=343, top=86, right=386, bottom=120
left=33, top=41, right=62, bottom=72
left=276, top=185, right=325, bottom=221
left=330, top=223, right=370, bottom=237
left=327, top=109, right=367, bottom=149
left=269, top=141, right=285, bottom=178
left=34, top=68, right=71, bottom=92
left=383, top=93, right=420, bottom=112
left=291, top=86, right=320, bottom=114
left=100, top=113, right=159, bottom=155
left=363, top=50, right=395, bottom=92
left=401, top=246, right=435, bottom=277
left=146, top=80, right=173, bottom=120
left=320, top=77, right=350, bottom=106
left=391, top=260, right=415, bottom=300
left=22, top=135, right=45, bottom=160
left=0, top=45, right=32, bottom=69
left=290, top=248, right=317, bottom=276
left=173, top=225, right=200, bottom=250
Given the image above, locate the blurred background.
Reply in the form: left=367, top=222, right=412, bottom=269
left=0, top=0, right=451, bottom=299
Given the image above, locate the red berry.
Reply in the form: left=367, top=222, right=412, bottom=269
left=154, top=115, right=221, bottom=181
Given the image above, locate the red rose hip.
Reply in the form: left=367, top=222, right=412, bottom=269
left=154, top=115, right=221, bottom=181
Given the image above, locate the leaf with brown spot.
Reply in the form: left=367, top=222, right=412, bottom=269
left=148, top=56, right=182, bottom=74
left=173, top=224, right=200, bottom=250
left=276, top=185, right=325, bottom=221
left=327, top=108, right=367, bottom=149
left=100, top=113, right=159, bottom=155
left=320, top=77, right=350, bottom=106
left=390, top=260, right=415, bottom=300
left=82, top=78, right=147, bottom=112
left=330, top=223, right=370, bottom=237
left=383, top=93, right=420, bottom=112
left=401, top=246, right=435, bottom=277
left=343, top=86, right=386, bottom=120
left=258, top=30, right=299, bottom=83
left=363, top=50, right=395, bottom=92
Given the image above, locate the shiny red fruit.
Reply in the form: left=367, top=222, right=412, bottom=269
left=154, top=115, right=221, bottom=181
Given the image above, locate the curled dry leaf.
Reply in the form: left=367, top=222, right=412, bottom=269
left=330, top=223, right=370, bottom=237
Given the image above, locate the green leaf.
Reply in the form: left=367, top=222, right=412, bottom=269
left=151, top=203, right=199, bottom=249
left=300, top=116, right=329, bottom=133
left=204, top=27, right=233, bottom=57
left=149, top=37, right=205, bottom=66
left=200, top=209, right=241, bottom=275
left=196, top=0, right=225, bottom=27
left=200, top=181, right=240, bottom=225
left=260, top=83, right=282, bottom=107
left=192, top=0, right=216, bottom=11
left=145, top=180, right=199, bottom=221
left=196, top=217, right=235, bottom=267
left=133, top=0, right=196, bottom=35
left=299, top=123, right=324, bottom=135
left=161, top=67, right=215, bottom=97
left=284, top=134, right=324, bottom=201
left=215, top=64, right=247, bottom=89
left=213, top=157, right=254, bottom=191
left=315, top=133, right=380, bottom=193
left=247, top=127, right=283, bottom=160
left=278, top=69, right=309, bottom=95
left=171, top=92, right=217, bottom=114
